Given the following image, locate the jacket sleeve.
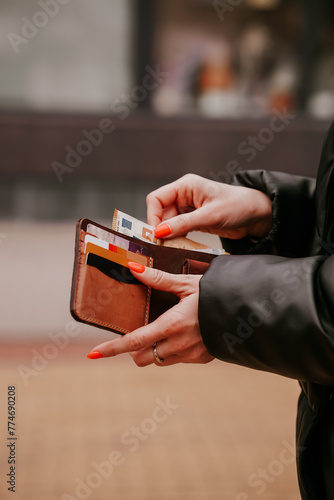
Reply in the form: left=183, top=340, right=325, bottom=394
left=221, top=170, right=316, bottom=258
left=199, top=123, right=334, bottom=384
left=198, top=252, right=334, bottom=386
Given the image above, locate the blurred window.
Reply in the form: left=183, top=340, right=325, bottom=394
left=149, top=0, right=334, bottom=120
left=0, top=0, right=133, bottom=112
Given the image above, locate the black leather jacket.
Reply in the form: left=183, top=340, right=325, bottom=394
left=198, top=122, right=334, bottom=499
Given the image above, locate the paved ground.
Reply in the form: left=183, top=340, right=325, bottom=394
left=0, top=341, right=301, bottom=500
left=0, top=221, right=301, bottom=499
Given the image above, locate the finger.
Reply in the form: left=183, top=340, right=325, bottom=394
left=146, top=175, right=203, bottom=227
left=152, top=355, right=179, bottom=367
left=148, top=202, right=179, bottom=229
left=154, top=206, right=212, bottom=239
left=146, top=182, right=179, bottom=227
left=154, top=344, right=214, bottom=366
left=130, top=346, right=184, bottom=367
left=129, top=348, right=178, bottom=367
left=131, top=345, right=213, bottom=367
left=160, top=204, right=179, bottom=223
left=87, top=307, right=177, bottom=359
left=131, top=338, right=170, bottom=366
left=128, top=263, right=194, bottom=296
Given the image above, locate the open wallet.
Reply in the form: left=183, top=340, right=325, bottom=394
left=70, top=218, right=223, bottom=335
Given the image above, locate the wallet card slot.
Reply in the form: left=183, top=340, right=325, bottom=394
left=73, top=263, right=151, bottom=334
left=86, top=253, right=142, bottom=285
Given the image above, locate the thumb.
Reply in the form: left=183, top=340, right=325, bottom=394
left=154, top=207, right=210, bottom=239
left=128, top=262, right=188, bottom=296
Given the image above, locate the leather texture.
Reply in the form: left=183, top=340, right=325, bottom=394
left=70, top=219, right=217, bottom=334
left=198, top=122, right=334, bottom=499
left=182, top=259, right=211, bottom=275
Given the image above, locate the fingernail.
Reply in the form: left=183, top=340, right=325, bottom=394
left=154, top=223, right=171, bottom=238
left=128, top=261, right=145, bottom=273
left=87, top=351, right=103, bottom=360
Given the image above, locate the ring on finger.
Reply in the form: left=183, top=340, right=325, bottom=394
left=153, top=342, right=164, bottom=364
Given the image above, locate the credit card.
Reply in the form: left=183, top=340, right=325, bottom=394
left=86, top=253, right=142, bottom=285
left=84, top=234, right=148, bottom=266
left=84, top=234, right=109, bottom=252
left=86, top=224, right=150, bottom=256
left=85, top=242, right=148, bottom=269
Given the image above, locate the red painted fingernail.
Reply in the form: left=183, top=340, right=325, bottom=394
left=154, top=223, right=171, bottom=238
left=87, top=351, right=103, bottom=360
left=128, top=262, right=145, bottom=273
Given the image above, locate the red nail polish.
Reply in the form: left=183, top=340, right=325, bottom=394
left=154, top=223, right=171, bottom=238
left=87, top=351, right=103, bottom=360
left=128, top=261, right=145, bottom=273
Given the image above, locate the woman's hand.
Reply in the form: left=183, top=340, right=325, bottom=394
left=147, top=173, right=272, bottom=241
left=87, top=264, right=214, bottom=366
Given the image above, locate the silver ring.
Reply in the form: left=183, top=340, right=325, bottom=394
left=153, top=342, right=164, bottom=364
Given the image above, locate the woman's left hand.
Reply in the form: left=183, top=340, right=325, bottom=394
left=87, top=265, right=214, bottom=366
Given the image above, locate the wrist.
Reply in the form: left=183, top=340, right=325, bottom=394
left=246, top=191, right=273, bottom=239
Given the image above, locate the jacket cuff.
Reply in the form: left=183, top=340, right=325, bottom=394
left=221, top=170, right=316, bottom=258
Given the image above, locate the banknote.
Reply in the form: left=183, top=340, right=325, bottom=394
left=112, top=209, right=160, bottom=244
left=162, top=238, right=225, bottom=255
left=112, top=209, right=225, bottom=255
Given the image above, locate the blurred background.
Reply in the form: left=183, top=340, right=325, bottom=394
left=1, top=0, right=332, bottom=498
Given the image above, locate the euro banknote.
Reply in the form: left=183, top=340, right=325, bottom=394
left=112, top=209, right=225, bottom=255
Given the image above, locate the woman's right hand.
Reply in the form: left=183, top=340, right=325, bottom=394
left=147, top=174, right=273, bottom=241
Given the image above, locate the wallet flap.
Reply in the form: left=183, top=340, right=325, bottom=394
left=70, top=218, right=221, bottom=333
left=182, top=259, right=211, bottom=275
left=70, top=220, right=153, bottom=334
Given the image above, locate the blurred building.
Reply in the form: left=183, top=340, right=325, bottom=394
left=0, top=0, right=333, bottom=222
left=0, top=0, right=333, bottom=334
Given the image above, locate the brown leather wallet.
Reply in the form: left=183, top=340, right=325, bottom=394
left=70, top=218, right=218, bottom=335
